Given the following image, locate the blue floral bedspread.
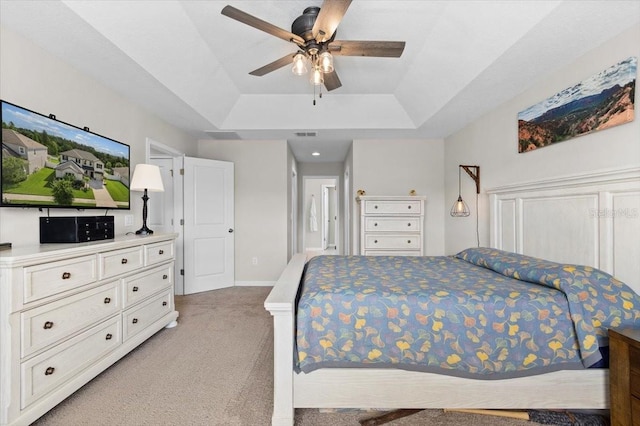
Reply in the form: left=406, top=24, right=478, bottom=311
left=295, top=248, right=640, bottom=379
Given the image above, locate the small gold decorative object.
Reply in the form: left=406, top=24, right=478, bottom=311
left=357, top=189, right=366, bottom=196
left=409, top=189, right=417, bottom=196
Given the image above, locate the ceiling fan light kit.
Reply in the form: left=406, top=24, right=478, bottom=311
left=221, top=0, right=406, bottom=104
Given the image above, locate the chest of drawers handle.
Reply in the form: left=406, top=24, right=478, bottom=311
left=407, top=240, right=411, bottom=244
left=162, top=301, right=167, bottom=306
left=132, top=286, right=139, bottom=292
left=44, top=367, right=55, bottom=376
left=407, top=223, right=411, bottom=227
left=374, top=240, right=378, bottom=244
left=159, top=249, right=164, bottom=255
left=61, top=272, right=71, bottom=280
left=105, top=333, right=113, bottom=340
left=121, top=258, right=128, bottom=264
left=43, top=321, right=54, bottom=330
left=104, top=297, right=111, bottom=304
left=132, top=318, right=138, bottom=324
left=407, top=205, right=412, bottom=209
left=163, top=274, right=168, bottom=280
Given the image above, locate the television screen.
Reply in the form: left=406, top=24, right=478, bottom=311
left=1, top=100, right=130, bottom=209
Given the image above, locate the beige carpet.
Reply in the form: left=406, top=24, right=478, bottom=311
left=33, top=287, right=557, bottom=425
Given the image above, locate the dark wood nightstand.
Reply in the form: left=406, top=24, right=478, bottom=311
left=609, top=328, right=640, bottom=426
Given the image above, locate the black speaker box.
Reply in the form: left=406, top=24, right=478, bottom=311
left=40, top=216, right=115, bottom=243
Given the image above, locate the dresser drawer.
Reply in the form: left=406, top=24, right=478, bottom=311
left=123, top=290, right=173, bottom=342
left=99, top=246, right=144, bottom=279
left=123, top=265, right=173, bottom=308
left=145, top=240, right=174, bottom=266
left=364, top=217, right=421, bottom=232
left=364, top=200, right=422, bottom=215
left=21, top=282, right=120, bottom=358
left=20, top=316, right=121, bottom=409
left=364, top=234, right=421, bottom=250
left=23, top=255, right=98, bottom=304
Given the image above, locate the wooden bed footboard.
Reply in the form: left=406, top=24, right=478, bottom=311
left=263, top=253, right=609, bottom=426
left=264, top=253, right=308, bottom=426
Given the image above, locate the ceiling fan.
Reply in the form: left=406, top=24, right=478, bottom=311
left=221, top=0, right=406, bottom=93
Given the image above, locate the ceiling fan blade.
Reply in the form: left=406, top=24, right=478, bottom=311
left=330, top=40, right=406, bottom=57
left=249, top=53, right=296, bottom=76
left=312, top=0, right=352, bottom=43
left=323, top=70, right=342, bottom=91
left=221, top=5, right=305, bottom=46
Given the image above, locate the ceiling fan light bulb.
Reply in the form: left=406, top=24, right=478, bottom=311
left=292, top=53, right=308, bottom=75
left=310, top=67, right=324, bottom=85
left=319, top=51, right=334, bottom=73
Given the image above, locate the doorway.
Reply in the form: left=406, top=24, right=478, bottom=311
left=302, top=176, right=339, bottom=255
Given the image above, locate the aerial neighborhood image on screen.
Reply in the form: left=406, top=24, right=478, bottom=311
left=1, top=100, right=130, bottom=209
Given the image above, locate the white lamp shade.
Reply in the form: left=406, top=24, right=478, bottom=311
left=130, top=164, right=164, bottom=192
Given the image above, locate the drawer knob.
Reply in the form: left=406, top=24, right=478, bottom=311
left=105, top=333, right=113, bottom=340
left=132, top=318, right=138, bottom=324
left=408, top=205, right=412, bottom=209
left=159, top=249, right=164, bottom=255
left=374, top=205, right=378, bottom=209
left=104, top=297, right=111, bottom=304
left=374, top=223, right=378, bottom=227
left=407, top=223, right=411, bottom=227
left=162, top=301, right=168, bottom=306
left=374, top=240, right=378, bottom=244
left=45, top=367, right=55, bottom=376
left=407, top=240, right=411, bottom=244
left=163, top=274, right=168, bottom=279
left=121, top=258, right=128, bottom=264
left=132, top=286, right=139, bottom=292
left=62, top=272, right=71, bottom=280
left=43, top=321, right=54, bottom=330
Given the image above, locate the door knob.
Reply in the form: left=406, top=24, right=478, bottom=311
left=228, top=228, right=234, bottom=233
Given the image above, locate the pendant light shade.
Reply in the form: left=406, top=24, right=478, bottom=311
left=292, top=52, right=308, bottom=75
left=450, top=165, right=480, bottom=218
left=310, top=66, right=324, bottom=85
left=450, top=195, right=470, bottom=217
left=318, top=50, right=334, bottom=73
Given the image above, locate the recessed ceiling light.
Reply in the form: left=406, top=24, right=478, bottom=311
left=312, top=152, right=320, bottom=156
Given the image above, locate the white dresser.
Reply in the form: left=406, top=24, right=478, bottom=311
left=358, top=195, right=426, bottom=256
left=0, top=234, right=179, bottom=426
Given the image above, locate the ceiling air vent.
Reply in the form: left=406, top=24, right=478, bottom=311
left=294, top=131, right=317, bottom=137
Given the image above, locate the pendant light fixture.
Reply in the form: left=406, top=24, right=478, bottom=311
left=450, top=165, right=480, bottom=217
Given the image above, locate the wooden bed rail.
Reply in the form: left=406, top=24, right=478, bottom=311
left=264, top=253, right=308, bottom=426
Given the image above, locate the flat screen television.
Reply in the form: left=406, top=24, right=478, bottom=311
left=1, top=100, right=130, bottom=210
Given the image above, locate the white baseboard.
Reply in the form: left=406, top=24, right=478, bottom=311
left=235, top=281, right=275, bottom=287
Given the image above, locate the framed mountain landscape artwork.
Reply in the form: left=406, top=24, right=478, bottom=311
left=518, top=56, right=637, bottom=153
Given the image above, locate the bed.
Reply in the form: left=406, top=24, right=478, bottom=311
left=264, top=167, right=640, bottom=426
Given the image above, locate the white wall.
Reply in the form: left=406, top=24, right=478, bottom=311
left=0, top=26, right=196, bottom=247
left=351, top=139, right=445, bottom=255
left=444, top=24, right=640, bottom=254
left=197, top=139, right=289, bottom=284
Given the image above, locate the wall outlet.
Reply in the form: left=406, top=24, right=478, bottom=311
left=252, top=257, right=258, bottom=266
left=124, top=215, right=134, bottom=227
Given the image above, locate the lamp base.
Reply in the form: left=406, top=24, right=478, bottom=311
left=135, top=226, right=154, bottom=235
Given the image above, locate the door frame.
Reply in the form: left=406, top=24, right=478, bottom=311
left=146, top=138, right=185, bottom=295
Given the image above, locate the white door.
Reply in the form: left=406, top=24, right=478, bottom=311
left=183, top=157, right=234, bottom=294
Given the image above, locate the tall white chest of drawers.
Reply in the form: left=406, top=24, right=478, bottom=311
left=0, top=234, right=179, bottom=426
left=358, top=196, right=427, bottom=256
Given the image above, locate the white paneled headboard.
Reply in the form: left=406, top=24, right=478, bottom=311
left=488, top=167, right=640, bottom=294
